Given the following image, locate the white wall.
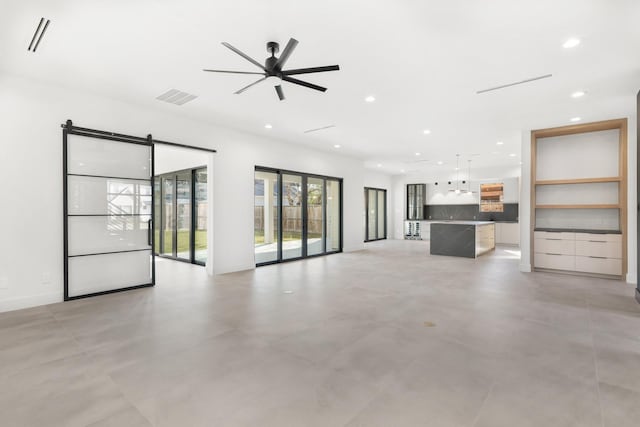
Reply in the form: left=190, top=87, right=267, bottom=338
left=155, top=145, right=209, bottom=175
left=0, top=72, right=391, bottom=312
left=519, top=115, right=637, bottom=284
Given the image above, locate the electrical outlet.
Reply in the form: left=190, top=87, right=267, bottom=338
left=0, top=277, right=8, bottom=290
left=41, top=272, right=52, bottom=285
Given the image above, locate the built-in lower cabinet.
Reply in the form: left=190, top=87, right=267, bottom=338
left=533, top=231, right=622, bottom=277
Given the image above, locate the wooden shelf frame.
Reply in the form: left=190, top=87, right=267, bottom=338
left=535, top=177, right=621, bottom=186
left=535, top=204, right=620, bottom=209
left=530, top=118, right=628, bottom=278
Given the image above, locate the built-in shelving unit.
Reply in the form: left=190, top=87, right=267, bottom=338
left=531, top=118, right=627, bottom=278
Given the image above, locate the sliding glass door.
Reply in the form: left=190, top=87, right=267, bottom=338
left=364, top=188, right=387, bottom=242
left=155, top=167, right=207, bottom=265
left=255, top=167, right=342, bottom=265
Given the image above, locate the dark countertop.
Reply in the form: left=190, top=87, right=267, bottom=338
left=535, top=228, right=622, bottom=234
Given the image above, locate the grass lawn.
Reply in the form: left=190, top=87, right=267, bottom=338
left=155, top=229, right=206, bottom=254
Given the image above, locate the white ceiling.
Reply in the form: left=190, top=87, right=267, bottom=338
left=1, top=0, right=639, bottom=175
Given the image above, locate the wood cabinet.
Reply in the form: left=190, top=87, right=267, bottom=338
left=531, top=118, right=627, bottom=279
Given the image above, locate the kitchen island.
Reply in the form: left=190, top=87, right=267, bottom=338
left=430, top=221, right=495, bottom=258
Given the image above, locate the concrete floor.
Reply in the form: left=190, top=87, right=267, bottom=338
left=1, top=240, right=640, bottom=426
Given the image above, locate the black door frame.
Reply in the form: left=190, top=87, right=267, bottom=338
left=364, top=187, right=387, bottom=242
left=255, top=166, right=343, bottom=266
left=155, top=166, right=207, bottom=266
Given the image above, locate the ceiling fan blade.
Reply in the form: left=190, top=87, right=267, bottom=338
left=221, top=42, right=266, bottom=71
left=282, top=76, right=327, bottom=92
left=234, top=76, right=268, bottom=94
left=275, top=85, right=285, bottom=101
left=203, top=69, right=265, bottom=75
left=275, top=38, right=299, bottom=69
left=283, top=65, right=340, bottom=76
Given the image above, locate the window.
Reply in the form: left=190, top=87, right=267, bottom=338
left=154, top=167, right=207, bottom=265
left=254, top=167, right=342, bottom=265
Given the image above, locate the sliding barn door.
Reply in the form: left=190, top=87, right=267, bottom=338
left=63, top=125, right=154, bottom=300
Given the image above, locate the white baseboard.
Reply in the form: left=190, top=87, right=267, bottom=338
left=0, top=292, right=62, bottom=313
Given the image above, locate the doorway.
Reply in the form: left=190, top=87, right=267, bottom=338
left=364, top=187, right=387, bottom=242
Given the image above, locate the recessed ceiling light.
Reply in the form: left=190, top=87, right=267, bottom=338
left=519, top=162, right=523, bottom=165
left=570, top=117, right=581, bottom=122
left=455, top=167, right=459, bottom=171
left=264, top=124, right=273, bottom=129
left=437, top=161, right=443, bottom=165
left=400, top=169, right=406, bottom=173
left=415, top=152, right=421, bottom=156
left=509, top=153, right=517, bottom=157
left=563, top=38, right=581, bottom=49
left=423, top=129, right=431, bottom=135
left=365, top=95, right=376, bottom=103
left=334, top=144, right=341, bottom=148
left=571, top=91, right=586, bottom=98
left=376, top=163, right=382, bottom=167
left=496, top=141, right=504, bottom=145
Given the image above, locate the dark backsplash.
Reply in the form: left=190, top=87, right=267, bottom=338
left=423, top=203, right=519, bottom=222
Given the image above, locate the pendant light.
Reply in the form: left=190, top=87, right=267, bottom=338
left=448, top=154, right=462, bottom=195
left=467, top=160, right=473, bottom=195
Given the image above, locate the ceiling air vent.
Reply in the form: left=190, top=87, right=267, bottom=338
left=28, top=18, right=50, bottom=52
left=156, top=89, right=198, bottom=106
left=476, top=74, right=552, bottom=94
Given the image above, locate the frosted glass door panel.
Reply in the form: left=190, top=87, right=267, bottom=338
left=67, top=135, right=151, bottom=179
left=68, top=251, right=152, bottom=297
left=68, top=215, right=151, bottom=256
left=535, top=208, right=619, bottom=231
left=536, top=130, right=619, bottom=180
left=326, top=180, right=341, bottom=252
left=367, top=190, right=377, bottom=240
left=67, top=176, right=152, bottom=215
left=536, top=182, right=619, bottom=205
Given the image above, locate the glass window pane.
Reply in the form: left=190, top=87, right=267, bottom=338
left=67, top=135, right=151, bottom=179
left=367, top=189, right=377, bottom=240
left=326, top=180, right=341, bottom=252
left=307, top=177, right=324, bottom=256
left=68, top=251, right=152, bottom=298
left=67, top=176, right=151, bottom=216
left=377, top=190, right=386, bottom=239
left=176, top=172, right=191, bottom=260
left=162, top=177, right=174, bottom=256
left=255, top=171, right=280, bottom=264
left=194, top=168, right=208, bottom=264
left=68, top=215, right=151, bottom=256
left=154, top=178, right=161, bottom=254
left=282, top=174, right=302, bottom=260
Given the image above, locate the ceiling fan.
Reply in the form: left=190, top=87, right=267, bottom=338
left=203, top=38, right=340, bottom=101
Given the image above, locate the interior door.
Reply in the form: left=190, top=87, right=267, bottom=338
left=64, top=129, right=154, bottom=300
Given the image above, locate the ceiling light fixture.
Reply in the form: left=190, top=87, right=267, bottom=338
left=570, top=117, right=581, bottom=122
left=509, top=153, right=517, bottom=157
left=415, top=152, right=421, bottom=156
left=264, top=124, right=273, bottom=129
left=449, top=154, right=463, bottom=195
left=563, top=38, right=581, bottom=49
left=365, top=95, right=376, bottom=103
left=400, top=169, right=406, bottom=173
left=437, top=161, right=443, bottom=165
left=467, top=160, right=474, bottom=195
left=423, top=129, right=431, bottom=135
left=376, top=163, right=382, bottom=167
left=571, top=91, right=586, bottom=98
left=334, top=144, right=341, bottom=148
left=496, top=141, right=504, bottom=145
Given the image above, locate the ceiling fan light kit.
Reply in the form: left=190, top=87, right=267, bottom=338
left=204, top=38, right=340, bottom=101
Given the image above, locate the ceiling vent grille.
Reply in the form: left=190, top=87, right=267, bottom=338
left=156, top=89, right=198, bottom=106
left=303, top=125, right=336, bottom=134
left=476, top=74, right=552, bottom=94
left=28, top=17, right=50, bottom=52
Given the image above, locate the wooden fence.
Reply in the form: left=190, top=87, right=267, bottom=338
left=255, top=206, right=323, bottom=234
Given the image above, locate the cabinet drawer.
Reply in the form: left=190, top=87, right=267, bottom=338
left=534, top=253, right=575, bottom=271
left=575, top=240, right=621, bottom=259
left=534, top=238, right=575, bottom=255
left=534, top=231, right=575, bottom=240
left=575, top=256, right=622, bottom=276
left=575, top=233, right=621, bottom=243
